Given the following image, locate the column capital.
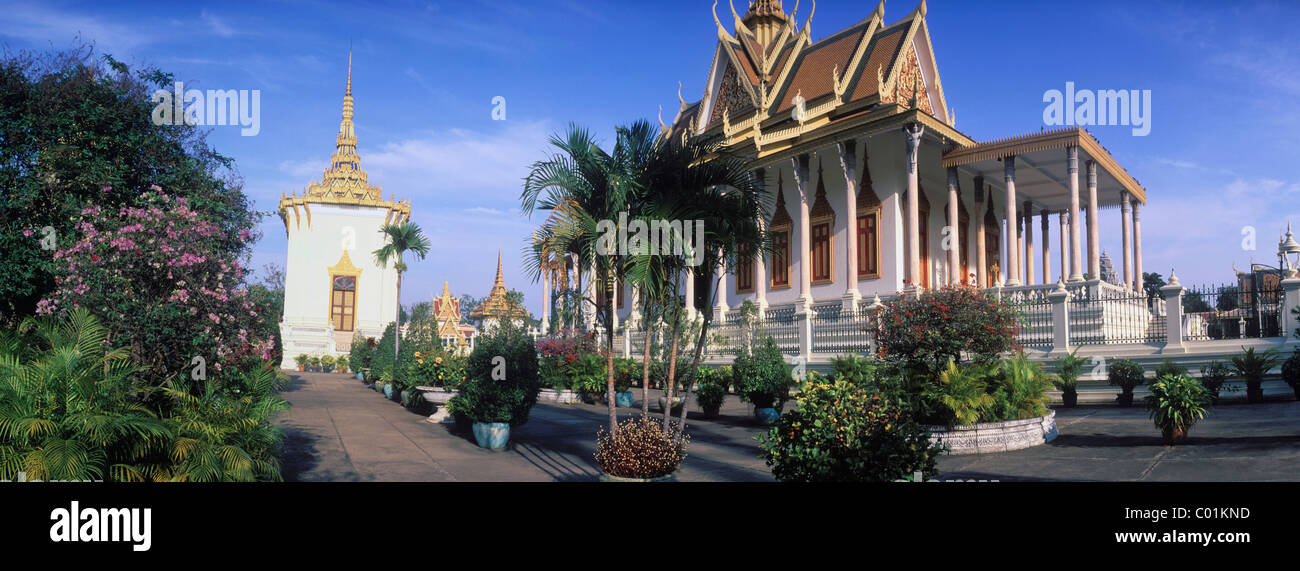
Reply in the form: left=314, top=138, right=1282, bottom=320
left=1132, top=200, right=1141, bottom=221
left=1086, top=159, right=1098, bottom=187
left=1066, top=145, right=1079, bottom=173
left=1004, top=155, right=1016, bottom=181
left=1120, top=190, right=1132, bottom=211
left=904, top=124, right=924, bottom=173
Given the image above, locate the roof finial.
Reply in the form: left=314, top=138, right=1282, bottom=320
left=495, top=249, right=505, bottom=287
left=346, top=49, right=352, bottom=97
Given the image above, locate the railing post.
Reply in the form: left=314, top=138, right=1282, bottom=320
left=1048, top=279, right=1071, bottom=353
left=867, top=293, right=884, bottom=357
left=1161, top=271, right=1186, bottom=354
left=1283, top=276, right=1300, bottom=345
left=795, top=304, right=814, bottom=362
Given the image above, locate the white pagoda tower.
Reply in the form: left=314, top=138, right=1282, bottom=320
left=276, top=53, right=412, bottom=369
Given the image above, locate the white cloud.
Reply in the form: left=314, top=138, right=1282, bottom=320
left=200, top=10, right=237, bottom=38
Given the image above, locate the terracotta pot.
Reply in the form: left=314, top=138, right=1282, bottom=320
left=1162, top=426, right=1188, bottom=445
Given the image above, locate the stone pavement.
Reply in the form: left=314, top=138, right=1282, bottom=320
left=275, top=371, right=775, bottom=482
left=276, top=371, right=1300, bottom=482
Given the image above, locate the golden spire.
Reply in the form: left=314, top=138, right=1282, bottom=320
left=494, top=249, right=505, bottom=289
left=305, top=52, right=381, bottom=202
left=470, top=249, right=525, bottom=321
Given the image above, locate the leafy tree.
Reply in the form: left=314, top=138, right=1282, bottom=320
left=0, top=46, right=259, bottom=323
left=1143, top=272, right=1165, bottom=302
left=372, top=221, right=431, bottom=365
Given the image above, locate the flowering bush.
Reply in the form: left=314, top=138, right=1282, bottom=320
left=411, top=350, right=466, bottom=389
left=873, top=285, right=1018, bottom=376
left=36, top=189, right=272, bottom=382
left=595, top=417, right=686, bottom=479
left=537, top=329, right=600, bottom=390
left=757, top=378, right=942, bottom=482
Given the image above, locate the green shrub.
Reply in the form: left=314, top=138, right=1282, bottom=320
left=1282, top=349, right=1300, bottom=389
left=1108, top=359, right=1145, bottom=393
left=1145, top=374, right=1211, bottom=437
left=694, top=369, right=727, bottom=411
left=612, top=357, right=638, bottom=393
left=1200, top=360, right=1232, bottom=396
left=757, top=378, right=943, bottom=482
left=733, top=336, right=794, bottom=409
left=936, top=360, right=994, bottom=426
left=1154, top=358, right=1188, bottom=379
left=320, top=355, right=336, bottom=369
left=1231, top=346, right=1279, bottom=395
left=348, top=336, right=376, bottom=374
left=295, top=354, right=309, bottom=368
left=448, top=324, right=540, bottom=425
left=994, top=354, right=1055, bottom=420
left=831, top=353, right=877, bottom=385
left=566, top=352, right=608, bottom=397
left=1051, top=348, right=1084, bottom=393
left=873, top=285, right=1019, bottom=376
left=336, top=355, right=350, bottom=373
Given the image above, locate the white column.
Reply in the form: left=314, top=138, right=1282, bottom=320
left=1004, top=156, right=1021, bottom=286
left=541, top=269, right=551, bottom=332
left=904, top=124, right=925, bottom=292
left=1067, top=146, right=1084, bottom=282
left=838, top=140, right=861, bottom=309
left=1024, top=201, right=1035, bottom=285
left=1086, top=160, right=1101, bottom=280
left=1059, top=212, right=1069, bottom=284
left=975, top=176, right=987, bottom=289
left=611, top=279, right=619, bottom=331
left=1121, top=191, right=1133, bottom=290
left=684, top=266, right=696, bottom=321
left=1041, top=209, right=1051, bottom=286
left=792, top=154, right=813, bottom=307
left=947, top=167, right=961, bottom=287
left=585, top=258, right=597, bottom=330
left=1133, top=201, right=1144, bottom=293
left=714, top=258, right=728, bottom=321
left=753, top=168, right=769, bottom=312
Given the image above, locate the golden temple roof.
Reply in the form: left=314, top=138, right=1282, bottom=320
left=470, top=251, right=528, bottom=321
left=279, top=52, right=411, bottom=230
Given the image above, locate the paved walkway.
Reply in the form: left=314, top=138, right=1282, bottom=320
left=275, top=371, right=775, bottom=482
left=276, top=371, right=1300, bottom=482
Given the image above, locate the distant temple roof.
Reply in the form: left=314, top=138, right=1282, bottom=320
left=470, top=251, right=528, bottom=321
left=1099, top=251, right=1121, bottom=286
left=278, top=52, right=410, bottom=230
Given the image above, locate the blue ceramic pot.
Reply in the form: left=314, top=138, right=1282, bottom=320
left=383, top=384, right=395, bottom=400
left=472, top=422, right=510, bottom=450
left=355, top=372, right=365, bottom=381
left=754, top=407, right=780, bottom=425
left=615, top=391, right=635, bottom=407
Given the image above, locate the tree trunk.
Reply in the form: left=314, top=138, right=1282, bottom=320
left=603, top=268, right=617, bottom=433
left=661, top=307, right=682, bottom=434
left=677, top=270, right=719, bottom=444
left=394, top=266, right=403, bottom=364
left=640, top=311, right=653, bottom=418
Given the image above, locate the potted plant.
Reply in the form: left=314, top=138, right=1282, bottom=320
left=1107, top=358, right=1145, bottom=406
left=1230, top=346, right=1279, bottom=404
left=594, top=417, right=685, bottom=482
left=1281, top=348, right=1300, bottom=400
left=446, top=323, right=540, bottom=450
left=612, top=357, right=637, bottom=407
left=734, top=336, right=795, bottom=424
left=307, top=355, right=321, bottom=373
left=1144, top=374, right=1212, bottom=445
left=694, top=371, right=726, bottom=419
left=336, top=355, right=350, bottom=375
left=1199, top=361, right=1232, bottom=401
left=294, top=353, right=309, bottom=372
left=1051, top=348, right=1084, bottom=408
left=320, top=354, right=336, bottom=373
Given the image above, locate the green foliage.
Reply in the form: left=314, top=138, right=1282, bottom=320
left=348, top=336, right=376, bottom=375
left=295, top=354, right=309, bottom=367
left=1051, top=348, right=1085, bottom=392
left=1144, top=374, right=1211, bottom=434
left=448, top=324, right=540, bottom=425
left=993, top=354, right=1055, bottom=421
left=1230, top=346, right=1279, bottom=391
left=1281, top=349, right=1300, bottom=389
left=1107, top=359, right=1146, bottom=393
left=335, top=355, right=349, bottom=373
left=0, top=47, right=260, bottom=321
left=873, top=285, right=1019, bottom=377
left=830, top=353, right=877, bottom=386
left=757, top=378, right=942, bottom=482
left=566, top=353, right=608, bottom=397
left=732, top=336, right=794, bottom=409
left=0, top=308, right=286, bottom=482
left=693, top=369, right=727, bottom=410
left=1154, top=358, right=1188, bottom=379
left=1200, top=361, right=1232, bottom=394
left=936, top=360, right=994, bottom=426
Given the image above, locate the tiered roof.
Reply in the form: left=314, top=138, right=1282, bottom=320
left=279, top=52, right=411, bottom=230
left=470, top=251, right=529, bottom=322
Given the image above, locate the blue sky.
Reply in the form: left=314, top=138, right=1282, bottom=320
left=3, top=0, right=1298, bottom=313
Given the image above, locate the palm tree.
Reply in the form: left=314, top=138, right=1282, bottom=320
left=373, top=221, right=432, bottom=363
left=0, top=308, right=169, bottom=482
left=522, top=122, right=651, bottom=433
left=632, top=130, right=767, bottom=440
